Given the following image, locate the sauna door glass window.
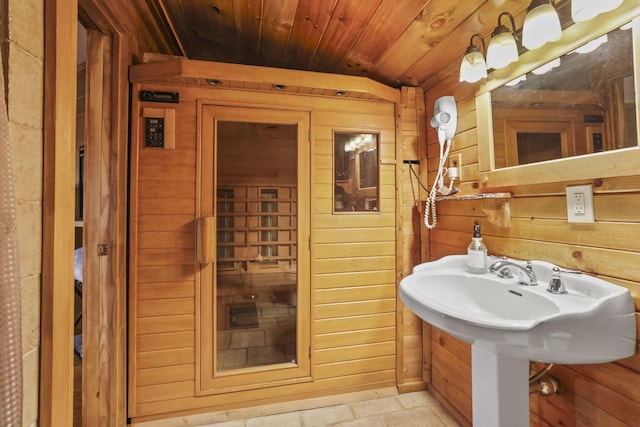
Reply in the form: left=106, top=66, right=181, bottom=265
left=334, top=132, right=379, bottom=212
left=216, top=121, right=297, bottom=370
left=199, top=106, right=311, bottom=394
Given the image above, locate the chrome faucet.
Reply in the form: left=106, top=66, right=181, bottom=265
left=547, top=267, right=581, bottom=294
left=547, top=267, right=567, bottom=294
left=488, top=259, right=538, bottom=286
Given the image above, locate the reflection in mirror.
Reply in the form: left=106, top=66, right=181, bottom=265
left=491, top=23, right=637, bottom=168
left=334, top=131, right=379, bottom=212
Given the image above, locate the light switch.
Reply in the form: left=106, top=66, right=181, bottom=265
left=566, top=185, right=595, bottom=223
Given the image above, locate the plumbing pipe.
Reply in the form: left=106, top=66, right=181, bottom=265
left=529, top=363, right=554, bottom=384
left=529, top=375, right=559, bottom=396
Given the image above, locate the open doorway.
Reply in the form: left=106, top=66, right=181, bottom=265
left=73, top=21, right=86, bottom=426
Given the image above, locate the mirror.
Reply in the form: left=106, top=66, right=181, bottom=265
left=491, top=23, right=636, bottom=168
left=477, top=8, right=640, bottom=188
left=334, top=131, right=379, bottom=212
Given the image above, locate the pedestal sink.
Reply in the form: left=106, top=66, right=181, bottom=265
left=399, top=255, right=636, bottom=426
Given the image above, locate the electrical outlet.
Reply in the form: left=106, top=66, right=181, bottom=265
left=566, top=185, right=595, bottom=223
left=448, top=153, right=462, bottom=181
left=573, top=192, right=585, bottom=214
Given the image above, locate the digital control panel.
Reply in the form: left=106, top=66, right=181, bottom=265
left=145, top=117, right=165, bottom=148
left=142, top=107, right=175, bottom=150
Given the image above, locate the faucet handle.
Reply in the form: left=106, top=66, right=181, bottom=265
left=547, top=267, right=568, bottom=294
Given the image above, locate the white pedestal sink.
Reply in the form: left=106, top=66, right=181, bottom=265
left=472, top=346, right=529, bottom=426
left=399, top=255, right=636, bottom=427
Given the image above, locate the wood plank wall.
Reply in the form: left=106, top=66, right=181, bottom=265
left=128, top=80, right=414, bottom=422
left=422, top=75, right=640, bottom=427
left=397, top=87, right=429, bottom=389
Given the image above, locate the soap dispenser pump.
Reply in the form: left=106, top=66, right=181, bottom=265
left=467, top=224, right=487, bottom=274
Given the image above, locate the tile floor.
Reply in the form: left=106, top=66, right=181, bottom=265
left=195, top=391, right=459, bottom=427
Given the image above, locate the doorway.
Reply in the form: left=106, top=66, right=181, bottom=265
left=198, top=105, right=311, bottom=393
left=73, top=23, right=87, bottom=427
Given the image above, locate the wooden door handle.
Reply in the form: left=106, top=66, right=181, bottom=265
left=196, top=216, right=215, bottom=264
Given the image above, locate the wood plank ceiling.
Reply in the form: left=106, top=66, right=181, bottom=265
left=142, top=0, right=539, bottom=91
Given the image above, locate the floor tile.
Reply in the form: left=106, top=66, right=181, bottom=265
left=349, top=396, right=404, bottom=419
left=299, top=404, right=355, bottom=426
left=185, top=391, right=460, bottom=427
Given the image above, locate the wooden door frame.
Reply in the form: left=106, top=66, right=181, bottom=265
left=42, top=0, right=130, bottom=425
left=81, top=29, right=130, bottom=426
left=41, top=1, right=78, bottom=425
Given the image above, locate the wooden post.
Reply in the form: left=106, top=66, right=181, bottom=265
left=41, top=0, right=78, bottom=425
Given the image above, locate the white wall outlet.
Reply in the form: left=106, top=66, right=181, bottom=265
left=448, top=153, right=462, bottom=181
left=566, top=185, right=595, bottom=223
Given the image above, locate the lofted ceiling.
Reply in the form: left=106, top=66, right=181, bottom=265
left=138, top=0, right=539, bottom=91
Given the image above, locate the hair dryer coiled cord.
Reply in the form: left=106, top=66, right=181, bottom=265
left=424, top=139, right=451, bottom=229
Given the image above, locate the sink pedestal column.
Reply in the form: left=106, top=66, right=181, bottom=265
left=472, top=344, right=530, bottom=427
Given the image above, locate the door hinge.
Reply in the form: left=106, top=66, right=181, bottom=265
left=309, top=345, right=312, bottom=360
left=308, top=236, right=311, bottom=250
left=308, top=129, right=311, bottom=142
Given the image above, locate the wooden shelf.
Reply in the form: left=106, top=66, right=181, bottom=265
left=435, top=192, right=512, bottom=201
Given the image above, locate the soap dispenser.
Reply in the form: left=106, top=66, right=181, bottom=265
left=467, top=224, right=487, bottom=274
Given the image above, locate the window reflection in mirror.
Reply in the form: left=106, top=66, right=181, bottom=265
left=491, top=23, right=637, bottom=168
left=334, top=131, right=379, bottom=212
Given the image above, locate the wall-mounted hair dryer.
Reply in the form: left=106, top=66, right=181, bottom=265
left=430, top=96, right=458, bottom=146
left=424, top=96, right=458, bottom=229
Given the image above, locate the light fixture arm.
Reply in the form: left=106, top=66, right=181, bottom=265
left=467, top=33, right=487, bottom=56
left=493, top=12, right=518, bottom=41
left=528, top=0, right=556, bottom=11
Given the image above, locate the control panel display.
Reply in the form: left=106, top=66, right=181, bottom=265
left=145, top=117, right=165, bottom=148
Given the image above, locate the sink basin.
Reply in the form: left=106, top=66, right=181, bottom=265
left=400, top=255, right=636, bottom=364
left=400, top=254, right=636, bottom=426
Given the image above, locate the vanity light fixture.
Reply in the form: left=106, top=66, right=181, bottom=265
left=459, top=34, right=488, bottom=83
left=531, top=57, right=561, bottom=75
left=522, top=0, right=562, bottom=50
left=486, top=12, right=519, bottom=70
left=570, top=34, right=608, bottom=54
left=343, top=134, right=375, bottom=153
left=344, top=140, right=355, bottom=152
left=571, top=0, right=624, bottom=23
left=505, top=75, right=527, bottom=86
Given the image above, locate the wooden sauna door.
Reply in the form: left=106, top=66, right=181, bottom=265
left=197, top=105, right=312, bottom=394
